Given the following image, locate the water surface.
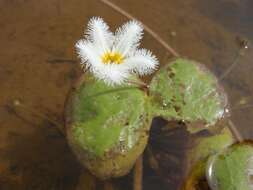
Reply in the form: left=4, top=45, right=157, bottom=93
left=0, top=0, right=252, bottom=189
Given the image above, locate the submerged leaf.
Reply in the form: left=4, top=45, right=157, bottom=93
left=65, top=75, right=152, bottom=179
left=149, top=58, right=228, bottom=132
left=206, top=142, right=253, bottom=190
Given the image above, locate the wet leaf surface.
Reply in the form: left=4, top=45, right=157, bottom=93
left=182, top=126, right=234, bottom=190
left=144, top=119, right=234, bottom=190
left=149, top=58, right=228, bottom=133
left=66, top=75, right=152, bottom=179
left=0, top=0, right=252, bottom=189
left=206, top=142, right=253, bottom=190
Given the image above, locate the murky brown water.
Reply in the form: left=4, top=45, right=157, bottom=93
left=0, top=0, right=252, bottom=189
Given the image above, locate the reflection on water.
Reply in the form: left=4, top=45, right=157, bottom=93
left=0, top=0, right=252, bottom=189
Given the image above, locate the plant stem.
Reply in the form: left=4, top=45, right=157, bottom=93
left=228, top=120, right=243, bottom=142
left=232, top=103, right=253, bottom=111
left=76, top=170, right=96, bottom=190
left=126, top=79, right=149, bottom=89
left=146, top=146, right=159, bottom=171
left=9, top=99, right=65, bottom=135
left=133, top=155, right=143, bottom=190
left=219, top=38, right=249, bottom=81
left=104, top=181, right=114, bottom=190
left=99, top=0, right=179, bottom=57
left=219, top=49, right=244, bottom=81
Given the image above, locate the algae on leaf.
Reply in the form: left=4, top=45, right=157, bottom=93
left=206, top=142, right=253, bottom=190
left=65, top=75, right=152, bottom=179
left=149, top=58, right=227, bottom=132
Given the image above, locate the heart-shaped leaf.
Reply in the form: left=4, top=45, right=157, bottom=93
left=182, top=126, right=234, bottom=190
left=206, top=142, right=253, bottom=190
left=149, top=58, right=228, bottom=133
left=65, top=75, right=152, bottom=179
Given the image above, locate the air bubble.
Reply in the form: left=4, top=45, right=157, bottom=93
left=162, top=101, right=168, bottom=107
left=206, top=155, right=219, bottom=190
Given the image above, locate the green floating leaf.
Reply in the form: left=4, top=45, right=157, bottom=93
left=149, top=58, right=227, bottom=132
left=65, top=75, right=152, bottom=179
left=188, top=127, right=234, bottom=165
left=182, top=127, right=234, bottom=190
left=206, top=142, right=253, bottom=190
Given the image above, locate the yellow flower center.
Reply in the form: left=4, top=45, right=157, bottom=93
left=101, top=51, right=124, bottom=64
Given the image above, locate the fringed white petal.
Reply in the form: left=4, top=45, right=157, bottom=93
left=85, top=17, right=113, bottom=54
left=113, top=20, right=143, bottom=56
left=92, top=64, right=129, bottom=86
left=124, top=49, right=159, bottom=75
left=76, top=18, right=159, bottom=86
left=75, top=39, right=101, bottom=70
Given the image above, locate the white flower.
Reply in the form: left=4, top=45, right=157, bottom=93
left=75, top=17, right=159, bottom=86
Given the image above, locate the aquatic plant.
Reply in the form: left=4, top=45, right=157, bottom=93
left=64, top=1, right=249, bottom=190
left=66, top=17, right=229, bottom=182
left=2, top=0, right=250, bottom=190
left=206, top=142, right=253, bottom=190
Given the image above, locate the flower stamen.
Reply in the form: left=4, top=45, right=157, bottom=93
left=101, top=51, right=124, bottom=64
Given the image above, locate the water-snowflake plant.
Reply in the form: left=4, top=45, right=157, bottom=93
left=67, top=17, right=228, bottom=180
left=66, top=17, right=158, bottom=179
left=75, top=17, right=159, bottom=86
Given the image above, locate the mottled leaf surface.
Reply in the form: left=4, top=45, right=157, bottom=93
left=149, top=58, right=227, bottom=132
left=66, top=75, right=152, bottom=179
